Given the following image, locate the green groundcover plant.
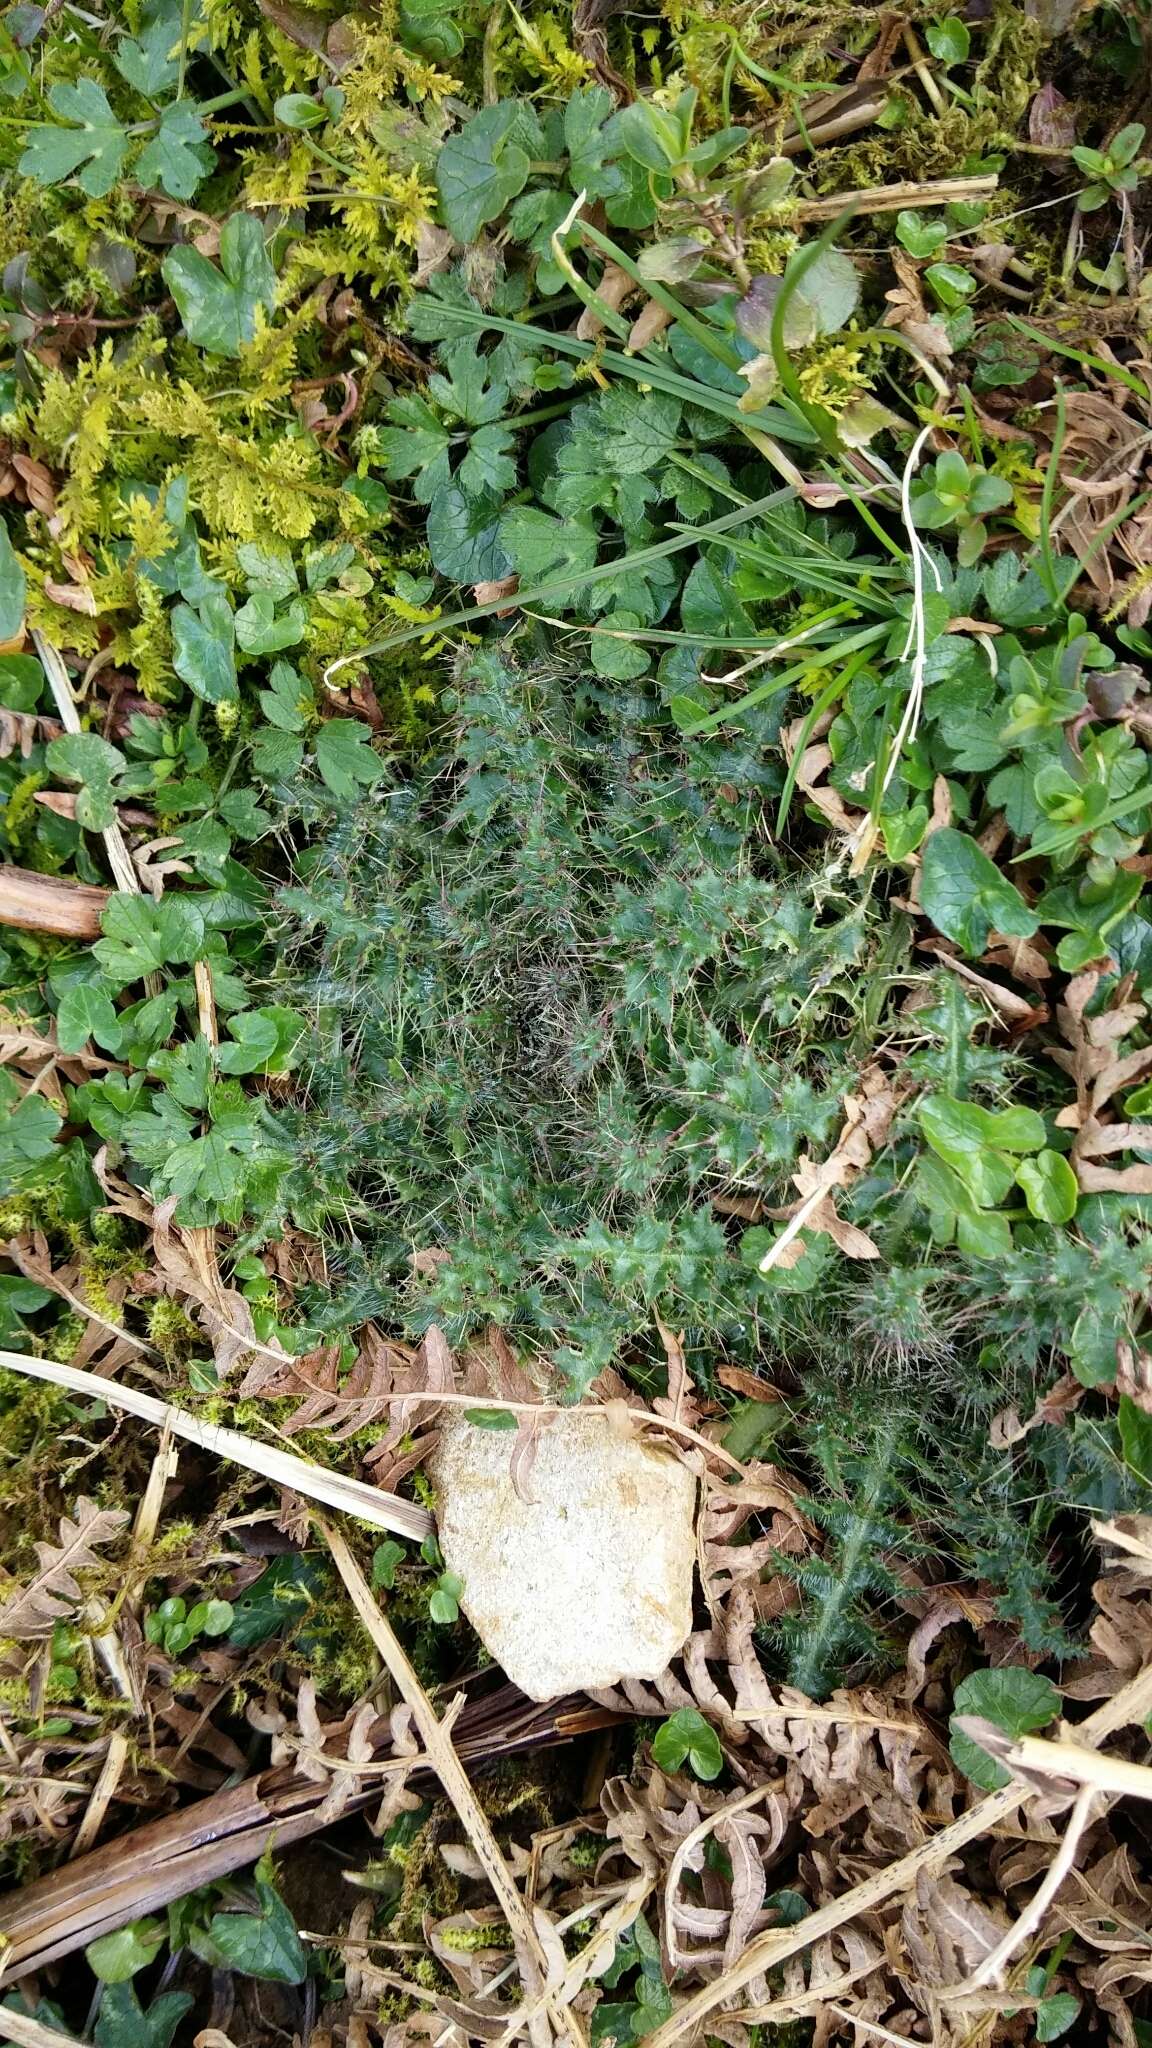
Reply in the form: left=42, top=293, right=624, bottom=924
left=1, top=0, right=1152, bottom=1749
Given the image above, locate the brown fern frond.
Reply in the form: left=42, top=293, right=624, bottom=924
left=0, top=1497, right=130, bottom=1639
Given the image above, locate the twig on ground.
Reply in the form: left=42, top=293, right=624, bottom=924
left=68, top=1734, right=130, bottom=1861
left=794, top=175, right=998, bottom=221
left=0, top=2012, right=81, bottom=2048
left=0, top=865, right=111, bottom=938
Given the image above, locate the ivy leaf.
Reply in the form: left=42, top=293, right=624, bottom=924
left=0, top=517, right=26, bottom=641
left=371, top=1539, right=407, bottom=1588
left=162, top=212, right=277, bottom=357
left=19, top=79, right=127, bottom=197
left=94, top=895, right=206, bottom=987
left=45, top=732, right=126, bottom=832
left=1015, top=1149, right=1078, bottom=1225
left=172, top=593, right=237, bottom=703
left=199, top=1878, right=307, bottom=1984
left=651, top=1707, right=723, bottom=1781
left=56, top=983, right=122, bottom=1055
left=226, top=1553, right=326, bottom=1645
left=949, top=1666, right=1060, bottom=1790
left=135, top=98, right=214, bottom=201
left=86, top=1918, right=166, bottom=1984
left=217, top=1006, right=304, bottom=1075
left=427, top=485, right=512, bottom=584
left=315, top=719, right=384, bottom=801
left=920, top=827, right=1040, bottom=956
left=1035, top=1996, right=1081, bottom=2044
left=94, top=1984, right=194, bottom=2048
left=436, top=100, right=537, bottom=242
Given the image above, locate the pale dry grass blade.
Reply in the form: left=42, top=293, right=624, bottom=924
left=321, top=1521, right=584, bottom=2048
left=0, top=1351, right=432, bottom=1540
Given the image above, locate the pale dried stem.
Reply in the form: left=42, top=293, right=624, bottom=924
left=33, top=631, right=140, bottom=897
left=0, top=2009, right=81, bottom=2048
left=68, top=1732, right=129, bottom=1860
left=963, top=1785, right=1096, bottom=1993
left=322, top=1521, right=583, bottom=2048
left=828, top=2005, right=923, bottom=2048
left=640, top=1660, right=1152, bottom=2048
left=0, top=1350, right=433, bottom=1540
left=793, top=175, right=998, bottom=222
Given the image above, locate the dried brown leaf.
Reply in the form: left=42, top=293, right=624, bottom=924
left=0, top=1497, right=129, bottom=1638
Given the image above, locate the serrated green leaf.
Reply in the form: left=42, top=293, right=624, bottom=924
left=94, top=895, right=206, bottom=986
left=19, top=79, right=127, bottom=198
left=56, top=983, right=122, bottom=1055
left=135, top=98, right=213, bottom=201
left=314, top=718, right=384, bottom=801
left=45, top=732, right=126, bottom=831
left=114, top=2, right=186, bottom=94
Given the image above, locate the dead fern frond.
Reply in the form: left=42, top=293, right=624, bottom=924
left=0, top=1497, right=130, bottom=1639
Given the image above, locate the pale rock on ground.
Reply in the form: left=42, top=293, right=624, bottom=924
left=430, top=1408, right=697, bottom=1702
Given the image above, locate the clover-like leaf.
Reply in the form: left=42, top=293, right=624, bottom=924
left=651, top=1707, right=724, bottom=1781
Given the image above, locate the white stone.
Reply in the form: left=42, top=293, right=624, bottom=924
left=430, top=1409, right=697, bottom=1702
